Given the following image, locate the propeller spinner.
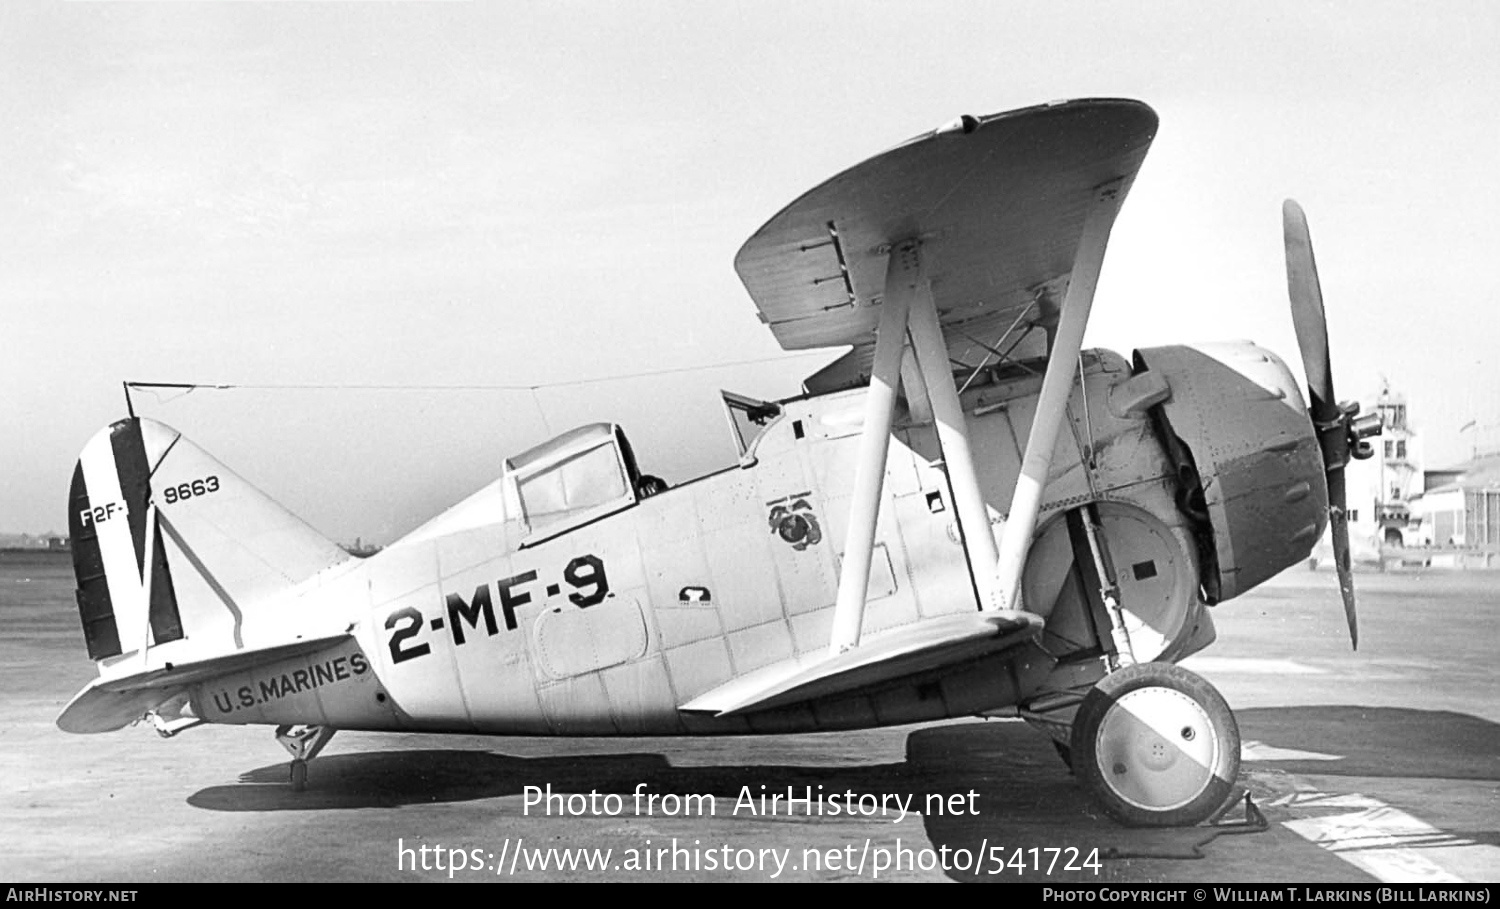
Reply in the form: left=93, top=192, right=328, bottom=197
left=1283, top=200, right=1381, bottom=650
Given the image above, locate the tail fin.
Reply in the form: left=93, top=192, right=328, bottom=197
left=68, top=417, right=353, bottom=667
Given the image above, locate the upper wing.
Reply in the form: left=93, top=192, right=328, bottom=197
left=734, top=98, right=1157, bottom=393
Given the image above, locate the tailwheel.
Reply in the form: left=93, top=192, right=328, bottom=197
left=1070, top=662, right=1239, bottom=827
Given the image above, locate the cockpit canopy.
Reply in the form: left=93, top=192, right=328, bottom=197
left=506, top=423, right=643, bottom=540
left=391, top=422, right=656, bottom=549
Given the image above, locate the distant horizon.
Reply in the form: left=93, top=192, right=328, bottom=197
left=10, top=389, right=1500, bottom=540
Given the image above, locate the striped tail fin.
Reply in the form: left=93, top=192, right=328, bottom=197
left=67, top=417, right=354, bottom=668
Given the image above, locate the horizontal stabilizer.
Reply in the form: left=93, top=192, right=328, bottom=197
left=679, top=611, right=1042, bottom=717
left=57, top=632, right=350, bottom=734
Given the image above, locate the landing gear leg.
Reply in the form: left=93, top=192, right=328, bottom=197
left=1022, top=503, right=1237, bottom=825
left=275, top=724, right=336, bottom=792
left=1070, top=663, right=1240, bottom=827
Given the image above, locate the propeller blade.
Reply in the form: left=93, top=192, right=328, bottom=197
left=1283, top=199, right=1338, bottom=423
left=1326, top=465, right=1359, bottom=650
left=1285, top=199, right=1360, bottom=650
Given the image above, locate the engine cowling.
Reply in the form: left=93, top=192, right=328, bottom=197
left=1134, top=342, right=1329, bottom=602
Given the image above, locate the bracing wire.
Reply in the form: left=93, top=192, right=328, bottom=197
left=124, top=351, right=835, bottom=396
left=121, top=350, right=837, bottom=422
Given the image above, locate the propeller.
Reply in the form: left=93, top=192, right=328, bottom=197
left=1283, top=199, right=1381, bottom=650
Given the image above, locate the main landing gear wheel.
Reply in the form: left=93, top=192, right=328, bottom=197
left=1070, top=662, right=1240, bottom=827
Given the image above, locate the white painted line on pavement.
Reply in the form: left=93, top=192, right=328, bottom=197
left=1254, top=777, right=1500, bottom=884
left=1241, top=741, right=1342, bottom=762
left=1181, top=657, right=1327, bottom=674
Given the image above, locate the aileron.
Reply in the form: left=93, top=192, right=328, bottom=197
left=735, top=98, right=1158, bottom=393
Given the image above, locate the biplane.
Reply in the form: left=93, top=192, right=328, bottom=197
left=59, top=98, right=1379, bottom=827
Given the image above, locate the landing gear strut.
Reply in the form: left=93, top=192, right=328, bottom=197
left=1070, top=662, right=1240, bottom=827
left=275, top=724, right=336, bottom=792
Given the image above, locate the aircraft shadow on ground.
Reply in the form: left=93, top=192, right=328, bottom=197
left=185, top=705, right=1499, bottom=879
left=188, top=720, right=1088, bottom=817
left=1236, top=705, right=1500, bottom=780
left=186, top=721, right=1250, bottom=881
left=1236, top=705, right=1500, bottom=853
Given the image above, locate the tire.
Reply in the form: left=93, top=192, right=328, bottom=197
left=1070, top=662, right=1240, bottom=827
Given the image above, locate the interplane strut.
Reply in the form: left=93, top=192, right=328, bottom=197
left=827, top=243, right=915, bottom=654
left=991, top=183, right=1123, bottom=613
left=830, top=183, right=1124, bottom=654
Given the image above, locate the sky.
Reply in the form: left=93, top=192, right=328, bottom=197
left=3, top=1, right=1498, bottom=543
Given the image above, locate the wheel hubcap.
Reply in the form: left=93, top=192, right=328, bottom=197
left=1094, top=686, right=1218, bottom=812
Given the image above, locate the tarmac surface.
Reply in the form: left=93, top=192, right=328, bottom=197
left=2, top=549, right=1497, bottom=883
